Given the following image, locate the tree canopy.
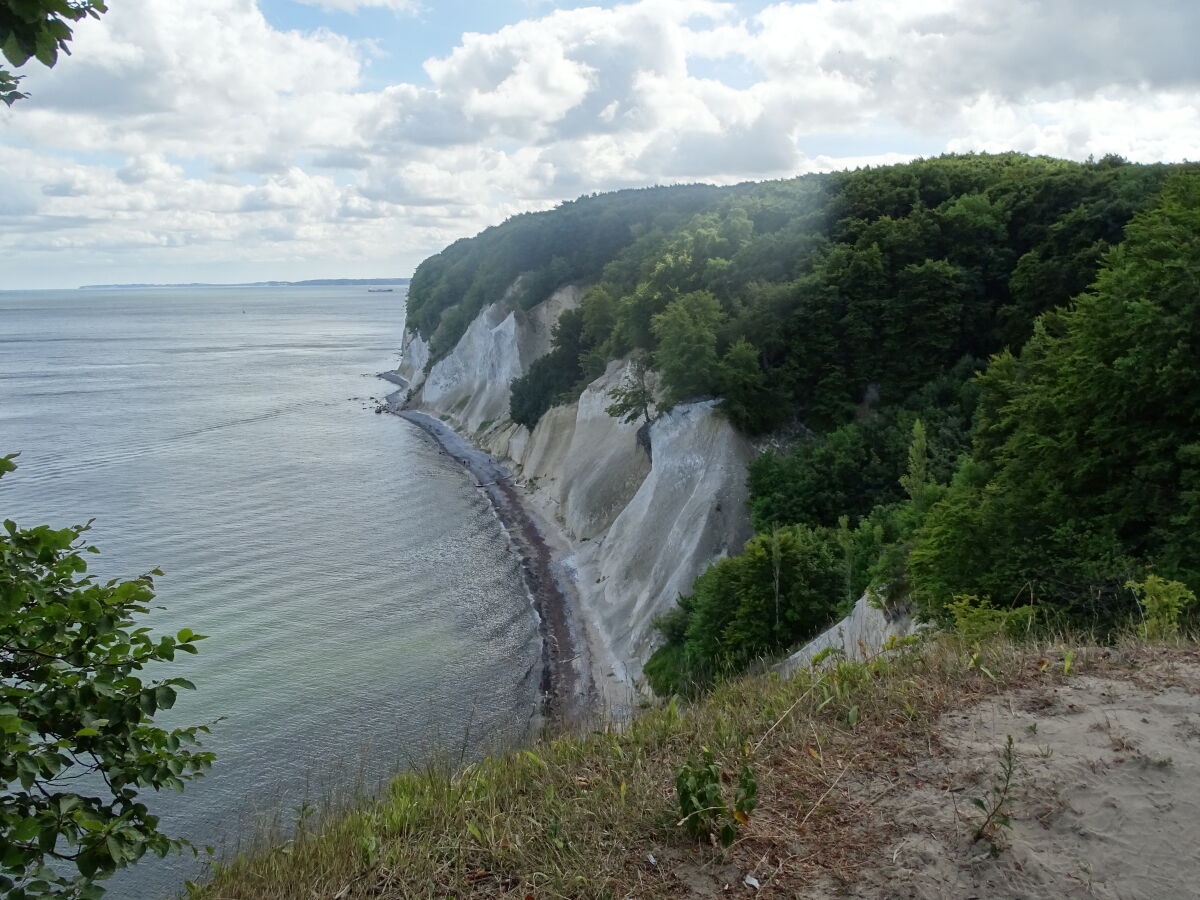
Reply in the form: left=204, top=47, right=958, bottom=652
left=908, top=173, right=1200, bottom=624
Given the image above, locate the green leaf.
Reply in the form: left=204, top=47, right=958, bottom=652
left=12, top=817, right=41, bottom=843
left=2, top=35, right=32, bottom=68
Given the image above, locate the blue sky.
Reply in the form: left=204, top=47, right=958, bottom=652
left=2, top=0, right=1197, bottom=289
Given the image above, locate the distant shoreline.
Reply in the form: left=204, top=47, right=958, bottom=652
left=77, top=278, right=411, bottom=290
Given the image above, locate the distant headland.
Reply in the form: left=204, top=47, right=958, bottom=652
left=78, top=278, right=411, bottom=290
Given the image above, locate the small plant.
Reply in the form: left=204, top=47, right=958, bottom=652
left=1062, top=649, right=1076, bottom=676
left=1127, top=575, right=1196, bottom=639
left=971, top=734, right=1017, bottom=850
left=675, top=748, right=757, bottom=847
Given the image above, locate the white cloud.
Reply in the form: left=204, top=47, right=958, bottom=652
left=292, top=0, right=419, bottom=11
left=3, top=0, right=1199, bottom=288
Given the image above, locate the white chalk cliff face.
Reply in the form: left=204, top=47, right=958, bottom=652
left=397, top=284, right=755, bottom=689
left=404, top=285, right=582, bottom=434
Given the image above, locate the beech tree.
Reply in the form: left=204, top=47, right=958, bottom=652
left=0, top=0, right=107, bottom=105
left=0, top=455, right=214, bottom=898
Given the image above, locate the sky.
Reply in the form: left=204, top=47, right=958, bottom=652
left=1, top=0, right=1197, bottom=290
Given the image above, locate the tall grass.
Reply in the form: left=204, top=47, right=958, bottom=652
left=185, top=632, right=1173, bottom=899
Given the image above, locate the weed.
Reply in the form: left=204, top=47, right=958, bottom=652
left=971, top=734, right=1017, bottom=850
left=1063, top=649, right=1076, bottom=676
left=675, top=747, right=757, bottom=847
left=949, top=595, right=1034, bottom=644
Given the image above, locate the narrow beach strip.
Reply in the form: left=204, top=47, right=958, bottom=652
left=379, top=386, right=586, bottom=725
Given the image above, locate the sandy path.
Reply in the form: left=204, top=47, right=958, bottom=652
left=380, top=390, right=593, bottom=725
left=859, top=648, right=1200, bottom=899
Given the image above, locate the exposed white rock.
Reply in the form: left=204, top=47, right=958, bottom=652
left=500, top=360, right=651, bottom=541
left=573, top=400, right=755, bottom=683
left=776, top=594, right=916, bottom=675
left=409, top=285, right=582, bottom=435
left=396, top=330, right=430, bottom=390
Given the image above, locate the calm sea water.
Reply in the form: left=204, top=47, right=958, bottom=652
left=0, top=286, right=539, bottom=898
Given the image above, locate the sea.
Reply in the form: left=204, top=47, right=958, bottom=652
left=0, top=285, right=540, bottom=898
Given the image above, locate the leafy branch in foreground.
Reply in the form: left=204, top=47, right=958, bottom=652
left=0, top=453, right=215, bottom=898
left=1, top=1, right=108, bottom=104
left=0, top=67, right=25, bottom=104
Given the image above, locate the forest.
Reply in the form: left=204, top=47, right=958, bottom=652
left=407, top=153, right=1199, bottom=694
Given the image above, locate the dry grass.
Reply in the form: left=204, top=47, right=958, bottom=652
left=186, top=633, right=1187, bottom=899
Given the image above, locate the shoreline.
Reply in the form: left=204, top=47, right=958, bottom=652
left=379, top=383, right=594, bottom=725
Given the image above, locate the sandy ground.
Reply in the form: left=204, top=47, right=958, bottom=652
left=856, top=648, right=1200, bottom=899
left=381, top=391, right=596, bottom=725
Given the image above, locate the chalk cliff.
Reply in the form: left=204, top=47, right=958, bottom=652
left=396, top=285, right=755, bottom=697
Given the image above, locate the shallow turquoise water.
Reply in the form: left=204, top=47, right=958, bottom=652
left=0, top=286, right=539, bottom=898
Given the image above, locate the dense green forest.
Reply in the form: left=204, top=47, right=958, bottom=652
left=408, top=154, right=1199, bottom=693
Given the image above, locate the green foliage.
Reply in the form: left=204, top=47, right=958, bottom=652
left=603, top=352, right=655, bottom=426
left=407, top=185, right=726, bottom=354
left=646, top=525, right=844, bottom=694
left=909, top=174, right=1200, bottom=624
left=716, top=339, right=787, bottom=434
left=971, top=734, right=1017, bottom=849
left=947, top=595, right=1034, bottom=644
left=410, top=154, right=1176, bottom=452
left=0, top=455, right=214, bottom=897
left=748, top=365, right=978, bottom=532
left=674, top=748, right=756, bottom=847
left=0, top=66, right=25, bottom=104
left=651, top=291, right=724, bottom=405
left=1, top=0, right=107, bottom=103
left=1127, top=575, right=1196, bottom=640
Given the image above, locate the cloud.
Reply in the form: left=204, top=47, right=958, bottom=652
left=3, top=0, right=1199, bottom=288
left=292, top=0, right=419, bottom=11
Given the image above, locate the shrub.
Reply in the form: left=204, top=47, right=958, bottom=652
left=0, top=454, right=214, bottom=898
left=1127, top=575, right=1196, bottom=639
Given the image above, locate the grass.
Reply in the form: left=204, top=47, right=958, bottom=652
left=184, top=633, right=1181, bottom=899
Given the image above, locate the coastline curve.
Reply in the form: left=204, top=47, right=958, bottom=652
left=381, top=385, right=594, bottom=726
